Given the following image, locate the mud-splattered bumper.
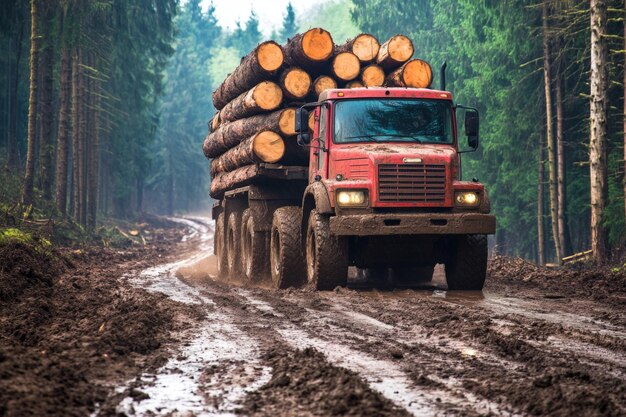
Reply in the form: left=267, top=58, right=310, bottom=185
left=329, top=213, right=496, bottom=236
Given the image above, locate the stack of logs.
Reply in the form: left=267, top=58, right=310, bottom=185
left=203, top=29, right=433, bottom=197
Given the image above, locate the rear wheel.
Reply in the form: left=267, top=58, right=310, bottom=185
left=241, top=209, right=268, bottom=283
left=306, top=210, right=348, bottom=290
left=270, top=207, right=305, bottom=289
left=391, top=266, right=434, bottom=287
left=215, top=213, right=229, bottom=277
left=227, top=211, right=242, bottom=278
left=445, top=234, right=488, bottom=291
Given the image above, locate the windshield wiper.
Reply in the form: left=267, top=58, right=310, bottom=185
left=339, top=134, right=422, bottom=143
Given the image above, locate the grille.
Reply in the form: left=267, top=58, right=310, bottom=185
left=378, top=164, right=446, bottom=203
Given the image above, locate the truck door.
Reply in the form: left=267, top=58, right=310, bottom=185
left=310, top=105, right=328, bottom=181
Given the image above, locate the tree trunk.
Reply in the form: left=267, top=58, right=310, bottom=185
left=538, top=131, right=546, bottom=266
left=210, top=164, right=262, bottom=198
left=203, top=107, right=297, bottom=158
left=39, top=3, right=54, bottom=201
left=88, top=68, right=100, bottom=230
left=336, top=34, right=380, bottom=63
left=21, top=0, right=40, bottom=207
left=284, top=28, right=334, bottom=71
left=589, top=0, right=609, bottom=262
left=376, top=35, right=414, bottom=71
left=310, top=75, right=337, bottom=100
left=385, top=59, right=433, bottom=88
left=55, top=48, right=71, bottom=214
left=623, top=0, right=626, bottom=234
left=555, top=63, right=571, bottom=256
left=542, top=3, right=562, bottom=264
left=7, top=21, right=24, bottom=172
left=212, top=41, right=284, bottom=110
left=279, top=67, right=311, bottom=100
left=360, top=64, right=385, bottom=87
left=72, top=48, right=82, bottom=223
left=219, top=81, right=283, bottom=124
left=327, top=52, right=360, bottom=82
left=210, top=131, right=285, bottom=176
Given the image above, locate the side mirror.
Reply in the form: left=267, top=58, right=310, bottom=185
left=295, top=107, right=311, bottom=145
left=464, top=110, right=479, bottom=149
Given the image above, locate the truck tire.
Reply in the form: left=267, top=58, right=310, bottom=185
left=216, top=213, right=229, bottom=277
left=227, top=211, right=243, bottom=278
left=445, top=234, right=488, bottom=291
left=391, top=266, right=434, bottom=287
left=241, top=209, right=268, bottom=283
left=306, top=209, right=348, bottom=290
left=270, top=207, right=306, bottom=289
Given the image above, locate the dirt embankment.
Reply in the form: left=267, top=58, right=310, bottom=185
left=0, top=220, right=199, bottom=417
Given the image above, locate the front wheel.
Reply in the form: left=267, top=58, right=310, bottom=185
left=306, top=210, right=348, bottom=290
left=270, top=207, right=306, bottom=289
left=445, top=234, right=488, bottom=291
left=241, top=209, right=269, bottom=283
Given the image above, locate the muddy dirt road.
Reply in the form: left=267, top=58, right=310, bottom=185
left=104, top=217, right=624, bottom=417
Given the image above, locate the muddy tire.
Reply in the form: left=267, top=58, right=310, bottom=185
left=216, top=213, right=229, bottom=277
left=270, top=207, right=306, bottom=289
left=391, top=266, right=434, bottom=287
left=306, top=210, right=348, bottom=290
left=445, top=234, right=487, bottom=291
left=227, top=211, right=243, bottom=279
left=241, top=209, right=269, bottom=283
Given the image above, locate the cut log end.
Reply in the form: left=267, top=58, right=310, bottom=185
left=352, top=34, right=380, bottom=62
left=346, top=80, right=364, bottom=88
left=332, top=52, right=361, bottom=81
left=251, top=81, right=283, bottom=111
left=210, top=111, right=221, bottom=132
left=253, top=131, right=285, bottom=163
left=313, top=76, right=337, bottom=97
left=281, top=68, right=312, bottom=99
left=402, top=59, right=433, bottom=88
left=361, top=64, right=385, bottom=87
left=257, top=41, right=284, bottom=72
left=387, top=35, right=413, bottom=62
left=279, top=108, right=297, bottom=136
left=302, top=28, right=334, bottom=62
left=308, top=112, right=315, bottom=131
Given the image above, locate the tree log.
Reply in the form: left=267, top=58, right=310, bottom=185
left=376, top=35, right=413, bottom=70
left=284, top=28, right=334, bottom=71
left=328, top=51, right=360, bottom=81
left=310, top=75, right=337, bottom=100
left=385, top=59, right=432, bottom=88
left=210, top=131, right=285, bottom=176
left=279, top=67, right=311, bottom=100
left=336, top=34, right=380, bottom=63
left=219, top=81, right=283, bottom=124
left=209, top=110, right=221, bottom=132
left=203, top=108, right=296, bottom=159
left=345, top=80, right=364, bottom=88
left=360, top=64, right=385, bottom=87
left=212, top=41, right=284, bottom=110
left=210, top=165, right=261, bottom=198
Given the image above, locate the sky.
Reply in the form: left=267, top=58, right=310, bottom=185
left=201, top=0, right=330, bottom=36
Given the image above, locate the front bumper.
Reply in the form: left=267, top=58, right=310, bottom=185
left=330, top=213, right=496, bottom=236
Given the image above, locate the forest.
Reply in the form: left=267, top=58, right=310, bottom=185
left=0, top=0, right=625, bottom=265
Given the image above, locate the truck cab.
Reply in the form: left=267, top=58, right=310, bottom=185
left=294, top=87, right=495, bottom=290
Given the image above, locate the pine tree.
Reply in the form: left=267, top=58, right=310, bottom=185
left=278, top=2, right=297, bottom=43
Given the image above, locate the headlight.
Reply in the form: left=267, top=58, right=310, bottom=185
left=336, top=190, right=367, bottom=206
left=455, top=191, right=479, bottom=207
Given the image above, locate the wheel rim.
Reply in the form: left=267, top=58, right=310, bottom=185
left=306, top=225, right=316, bottom=283
left=271, top=228, right=280, bottom=281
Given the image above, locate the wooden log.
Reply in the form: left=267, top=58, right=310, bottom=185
left=209, top=111, right=221, bottom=133
left=336, top=34, right=380, bottom=63
left=328, top=52, right=360, bottom=81
left=360, top=64, right=385, bottom=87
left=345, top=80, right=364, bottom=88
left=203, top=108, right=296, bottom=159
left=210, top=165, right=261, bottom=198
left=376, top=35, right=414, bottom=70
left=219, top=81, right=283, bottom=124
left=385, top=59, right=433, bottom=88
left=212, top=41, right=284, bottom=110
left=311, top=75, right=337, bottom=100
left=279, top=67, right=311, bottom=100
left=284, top=28, right=334, bottom=71
left=210, top=131, right=285, bottom=176
left=308, top=111, right=315, bottom=131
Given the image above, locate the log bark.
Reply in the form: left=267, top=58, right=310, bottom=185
left=328, top=52, right=360, bottom=81
left=279, top=67, right=311, bottom=100
left=212, top=41, right=284, bottom=110
left=203, top=108, right=296, bottom=158
left=210, top=131, right=285, bottom=176
left=385, top=59, right=432, bottom=88
left=219, top=81, right=283, bottom=123
left=360, top=64, right=385, bottom=87
left=376, top=35, right=414, bottom=71
left=336, top=34, right=380, bottom=63
left=284, top=28, right=334, bottom=71
left=345, top=80, right=364, bottom=88
left=310, top=75, right=337, bottom=100
left=210, top=165, right=261, bottom=198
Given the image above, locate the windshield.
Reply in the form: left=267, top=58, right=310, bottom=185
left=333, top=99, right=454, bottom=144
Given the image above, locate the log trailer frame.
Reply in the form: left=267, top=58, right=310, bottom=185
left=212, top=85, right=496, bottom=291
